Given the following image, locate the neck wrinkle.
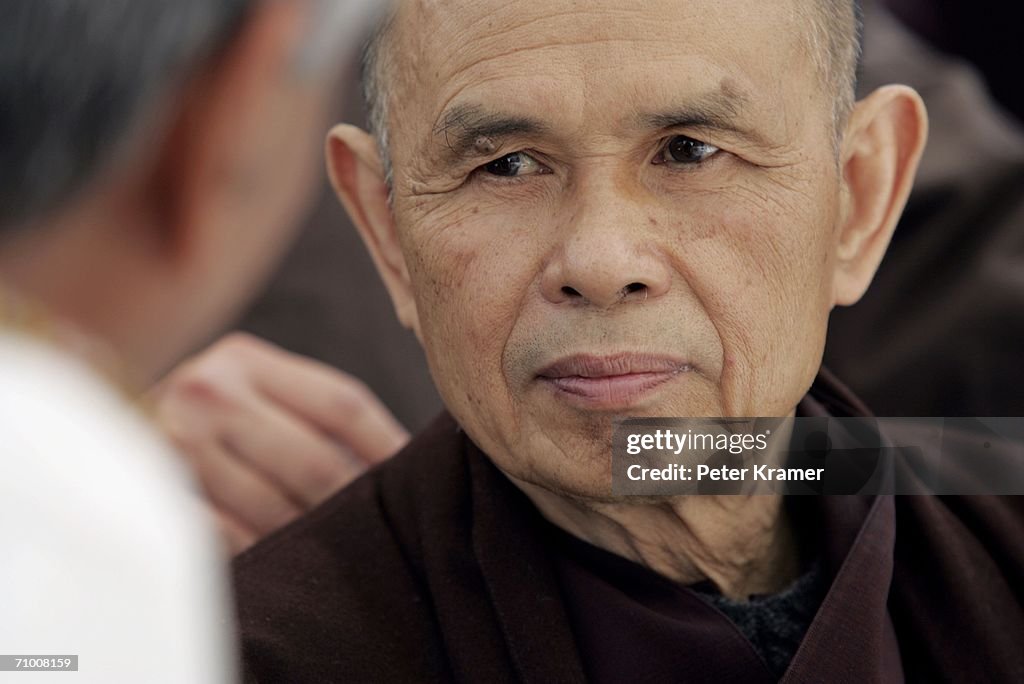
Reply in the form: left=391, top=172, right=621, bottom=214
left=512, top=476, right=801, bottom=600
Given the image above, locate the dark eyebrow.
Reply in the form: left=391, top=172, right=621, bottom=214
left=432, top=104, right=549, bottom=161
left=638, top=87, right=769, bottom=146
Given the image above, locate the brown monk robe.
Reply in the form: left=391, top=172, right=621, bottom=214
left=233, top=370, right=1024, bottom=683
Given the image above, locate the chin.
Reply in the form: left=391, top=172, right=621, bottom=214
left=529, top=437, right=615, bottom=495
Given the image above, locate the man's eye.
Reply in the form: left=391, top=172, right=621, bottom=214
left=655, top=135, right=720, bottom=165
left=482, top=151, right=546, bottom=177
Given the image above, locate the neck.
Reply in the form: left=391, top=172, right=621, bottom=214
left=0, top=198, right=175, bottom=383
left=514, top=479, right=801, bottom=600
left=0, top=281, right=139, bottom=395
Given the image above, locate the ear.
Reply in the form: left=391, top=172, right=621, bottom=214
left=327, top=124, right=420, bottom=336
left=832, top=85, right=928, bottom=306
left=151, top=0, right=315, bottom=265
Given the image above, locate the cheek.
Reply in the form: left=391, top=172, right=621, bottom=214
left=666, top=183, right=837, bottom=413
left=402, top=211, right=541, bottom=419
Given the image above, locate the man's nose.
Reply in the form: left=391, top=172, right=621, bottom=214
left=540, top=204, right=672, bottom=309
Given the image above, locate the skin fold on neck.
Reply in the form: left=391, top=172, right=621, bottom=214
left=505, top=417, right=803, bottom=600
left=513, top=478, right=802, bottom=601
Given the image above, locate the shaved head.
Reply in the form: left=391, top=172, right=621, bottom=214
left=361, top=0, right=862, bottom=182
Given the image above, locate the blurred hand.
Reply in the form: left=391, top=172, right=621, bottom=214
left=152, top=333, right=409, bottom=554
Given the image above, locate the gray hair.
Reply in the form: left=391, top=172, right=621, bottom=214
left=361, top=10, right=397, bottom=189
left=361, top=1, right=863, bottom=184
left=802, top=0, right=864, bottom=131
left=0, top=0, right=251, bottom=233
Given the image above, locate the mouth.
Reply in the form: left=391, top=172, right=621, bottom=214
left=536, top=353, right=693, bottom=411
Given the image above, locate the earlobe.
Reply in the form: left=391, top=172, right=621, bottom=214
left=833, top=85, right=928, bottom=306
left=326, top=125, right=420, bottom=334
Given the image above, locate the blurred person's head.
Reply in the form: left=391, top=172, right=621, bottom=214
left=328, top=0, right=927, bottom=499
left=0, top=0, right=378, bottom=380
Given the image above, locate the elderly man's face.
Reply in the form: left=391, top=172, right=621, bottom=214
left=360, top=0, right=860, bottom=497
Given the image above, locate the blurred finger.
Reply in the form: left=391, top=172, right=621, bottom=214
left=182, top=439, right=305, bottom=536
left=213, top=507, right=259, bottom=556
left=218, top=393, right=368, bottom=507
left=246, top=344, right=410, bottom=463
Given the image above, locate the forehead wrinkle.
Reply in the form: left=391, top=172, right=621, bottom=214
left=426, top=0, right=671, bottom=81
left=450, top=36, right=666, bottom=78
left=471, top=5, right=657, bottom=41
